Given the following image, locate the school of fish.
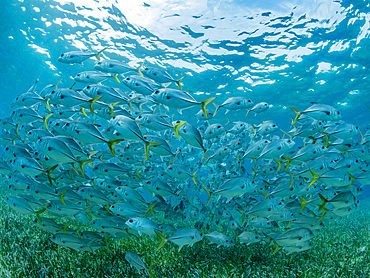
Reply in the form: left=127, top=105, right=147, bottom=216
left=2, top=47, right=370, bottom=276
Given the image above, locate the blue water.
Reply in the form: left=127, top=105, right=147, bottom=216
left=1, top=0, right=369, bottom=133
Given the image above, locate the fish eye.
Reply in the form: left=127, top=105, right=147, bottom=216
left=86, top=86, right=90, bottom=89
left=248, top=99, right=251, bottom=102
left=217, top=125, right=221, bottom=128
left=129, top=219, right=133, bottom=223
left=77, top=74, right=80, bottom=77
left=154, top=90, right=159, bottom=94
left=126, top=77, right=130, bottom=81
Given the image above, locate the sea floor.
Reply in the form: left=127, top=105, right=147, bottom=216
left=0, top=188, right=369, bottom=278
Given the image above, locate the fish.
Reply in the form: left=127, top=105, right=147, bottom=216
left=151, top=88, right=215, bottom=117
left=291, top=104, right=342, bottom=124
left=141, top=66, right=185, bottom=89
left=204, top=231, right=235, bottom=247
left=156, top=228, right=203, bottom=252
left=125, top=251, right=154, bottom=278
left=57, top=47, right=108, bottom=64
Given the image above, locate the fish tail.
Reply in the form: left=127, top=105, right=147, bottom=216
left=112, top=73, right=120, bottom=83
left=62, top=224, right=69, bottom=234
left=88, top=96, right=102, bottom=115
left=46, top=98, right=51, bottom=111
left=71, top=163, right=80, bottom=176
left=145, top=202, right=156, bottom=217
left=285, top=170, right=295, bottom=188
left=176, top=75, right=186, bottom=90
left=46, top=164, right=58, bottom=186
left=95, top=46, right=108, bottom=61
left=282, top=156, right=292, bottom=170
left=359, top=129, right=364, bottom=144
left=202, top=185, right=212, bottom=206
left=318, top=193, right=327, bottom=212
left=80, top=107, right=88, bottom=117
left=201, top=148, right=210, bottom=162
left=192, top=171, right=197, bottom=185
left=136, top=63, right=144, bottom=77
left=144, top=141, right=161, bottom=160
left=309, top=168, right=319, bottom=187
left=200, top=97, right=216, bottom=118
left=42, top=113, right=53, bottom=131
left=204, top=156, right=211, bottom=166
left=108, top=102, right=119, bottom=116
left=290, top=107, right=301, bottom=125
left=271, top=241, right=280, bottom=255
left=280, top=129, right=293, bottom=141
left=155, top=230, right=167, bottom=251
left=274, top=158, right=283, bottom=172
left=173, top=121, right=186, bottom=138
left=35, top=209, right=45, bottom=225
left=147, top=267, right=155, bottom=278
left=318, top=207, right=327, bottom=222
left=213, top=103, right=220, bottom=116
left=106, top=139, right=124, bottom=157
left=78, top=159, right=93, bottom=178
left=299, top=196, right=308, bottom=211
left=259, top=191, right=270, bottom=201
left=59, top=190, right=67, bottom=206
left=249, top=123, right=257, bottom=140
left=127, top=95, right=140, bottom=112
left=348, top=173, right=356, bottom=187
left=319, top=131, right=330, bottom=148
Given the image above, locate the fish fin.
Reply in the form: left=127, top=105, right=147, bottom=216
left=59, top=190, right=67, bottom=206
left=282, top=155, right=292, bottom=170
left=46, top=164, right=58, bottom=186
left=176, top=75, right=186, bottom=90
left=271, top=241, right=280, bottom=255
left=46, top=98, right=51, bottom=111
left=318, top=193, right=327, bottom=212
left=204, top=156, right=211, bottom=166
left=78, top=159, right=93, bottom=178
left=43, top=113, right=53, bottom=131
left=192, top=171, right=197, bottom=185
left=274, top=159, right=283, bottom=172
left=280, top=129, right=293, bottom=141
left=358, top=129, right=364, bottom=144
left=136, top=63, right=144, bottom=77
left=173, top=121, right=186, bottom=138
left=299, top=196, right=308, bottom=211
left=213, top=103, right=220, bottom=116
left=309, top=168, right=319, bottom=187
left=259, top=191, right=270, bottom=201
left=318, top=207, right=327, bottom=222
left=80, top=107, right=88, bottom=117
left=95, top=47, right=108, bottom=61
left=88, top=96, right=102, bottom=115
left=106, top=139, right=124, bottom=157
left=144, top=141, right=161, bottom=161
left=202, top=185, right=213, bottom=206
left=112, top=73, right=120, bottom=83
left=200, top=97, right=216, bottom=118
left=348, top=173, right=355, bottom=187
left=290, top=107, right=301, bottom=125
left=155, top=230, right=167, bottom=251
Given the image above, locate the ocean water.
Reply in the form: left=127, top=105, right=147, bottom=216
left=1, top=0, right=370, bottom=277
